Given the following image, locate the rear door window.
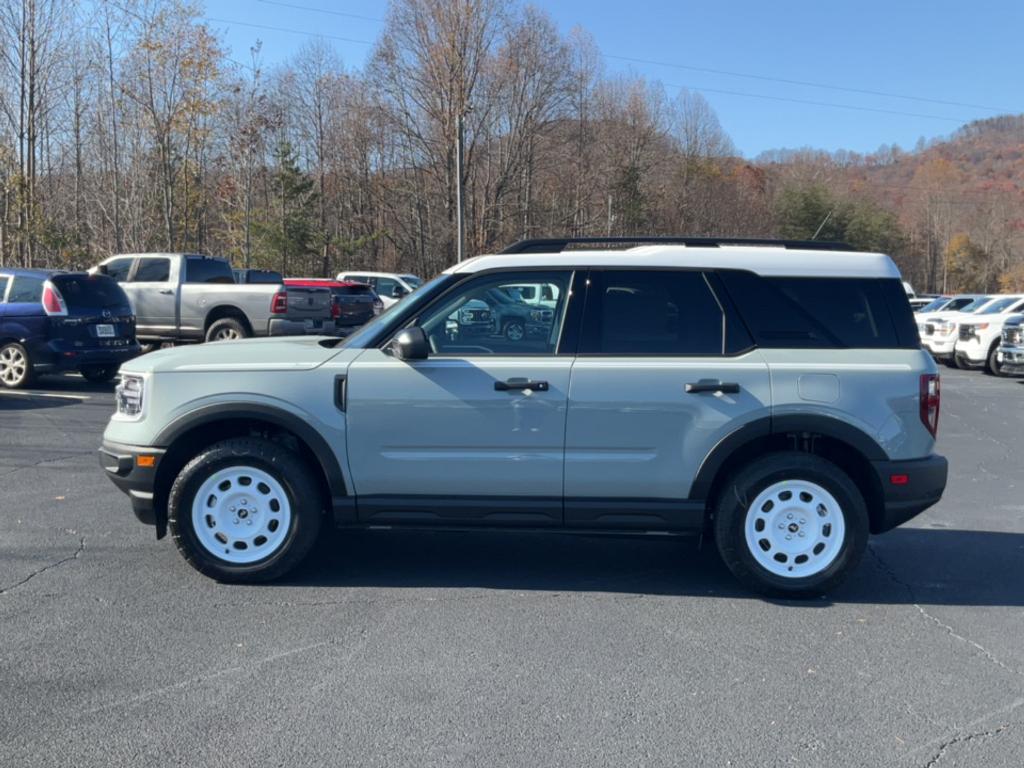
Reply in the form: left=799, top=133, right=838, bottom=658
left=185, top=257, right=234, bottom=284
left=132, top=258, right=171, bottom=283
left=0, top=276, right=10, bottom=301
left=103, top=257, right=134, bottom=283
left=579, top=270, right=736, bottom=356
left=7, top=275, right=44, bottom=304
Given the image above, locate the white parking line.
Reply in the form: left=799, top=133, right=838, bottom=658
left=0, top=390, right=91, bottom=401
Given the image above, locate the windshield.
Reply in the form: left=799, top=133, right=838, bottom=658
left=402, top=275, right=423, bottom=288
left=979, top=297, right=1020, bottom=314
left=959, top=296, right=993, bottom=313
left=334, top=273, right=453, bottom=348
left=917, top=297, right=949, bottom=313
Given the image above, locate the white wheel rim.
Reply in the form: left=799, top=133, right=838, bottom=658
left=506, top=323, right=524, bottom=340
left=744, top=479, right=846, bottom=578
left=191, top=465, right=293, bottom=564
left=0, top=347, right=27, bottom=384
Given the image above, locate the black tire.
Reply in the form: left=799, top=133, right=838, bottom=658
left=942, top=358, right=958, bottom=368
left=205, top=317, right=249, bottom=343
left=168, top=437, right=322, bottom=582
left=503, top=320, right=526, bottom=342
left=713, top=452, right=869, bottom=598
left=984, top=344, right=1002, bottom=376
left=80, top=364, right=119, bottom=384
left=0, top=341, right=34, bottom=389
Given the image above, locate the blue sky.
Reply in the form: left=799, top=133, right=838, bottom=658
left=204, top=0, right=1024, bottom=158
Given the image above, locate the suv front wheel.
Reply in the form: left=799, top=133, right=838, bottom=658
left=168, top=437, right=322, bottom=582
left=714, top=452, right=868, bottom=598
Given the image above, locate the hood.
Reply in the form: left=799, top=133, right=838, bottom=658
left=123, top=336, right=361, bottom=374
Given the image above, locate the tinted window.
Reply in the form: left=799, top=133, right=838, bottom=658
left=0, top=276, right=9, bottom=301
left=103, top=257, right=134, bottom=282
left=132, top=258, right=170, bottom=283
left=51, top=274, right=130, bottom=311
left=185, top=258, right=233, bottom=284
left=979, top=297, right=1022, bottom=314
left=335, top=285, right=374, bottom=296
left=417, top=271, right=572, bottom=356
left=720, top=272, right=905, bottom=349
left=375, top=277, right=400, bottom=296
left=8, top=275, right=45, bottom=303
left=580, top=271, right=727, bottom=355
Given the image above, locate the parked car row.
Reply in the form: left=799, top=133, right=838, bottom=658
left=0, top=255, right=423, bottom=389
left=916, top=293, right=1024, bottom=375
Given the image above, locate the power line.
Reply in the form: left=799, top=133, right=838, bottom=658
left=605, top=54, right=1010, bottom=114
left=204, top=16, right=375, bottom=46
left=244, top=2, right=1011, bottom=114
left=254, top=0, right=385, bottom=23
left=664, top=82, right=970, bottom=123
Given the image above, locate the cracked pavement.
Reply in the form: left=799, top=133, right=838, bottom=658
left=1, top=368, right=1023, bottom=767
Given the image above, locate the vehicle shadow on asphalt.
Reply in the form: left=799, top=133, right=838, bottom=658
left=279, top=526, right=1024, bottom=607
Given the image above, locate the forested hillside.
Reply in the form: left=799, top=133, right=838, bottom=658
left=1, top=0, right=1021, bottom=292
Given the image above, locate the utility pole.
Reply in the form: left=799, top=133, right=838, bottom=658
left=455, top=113, right=465, bottom=262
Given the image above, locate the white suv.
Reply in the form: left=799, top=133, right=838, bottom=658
left=953, top=295, right=1024, bottom=373
left=100, top=237, right=947, bottom=598
left=336, top=271, right=422, bottom=308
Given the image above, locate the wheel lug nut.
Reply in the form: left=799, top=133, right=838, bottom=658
left=230, top=506, right=236, bottom=512
left=233, top=518, right=239, bottom=524
left=246, top=519, right=252, bottom=525
left=798, top=532, right=805, bottom=537
left=787, top=514, right=793, bottom=520
left=800, top=519, right=806, bottom=525
left=778, top=523, right=785, bottom=529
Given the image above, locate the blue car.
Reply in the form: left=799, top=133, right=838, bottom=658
left=0, top=268, right=140, bottom=388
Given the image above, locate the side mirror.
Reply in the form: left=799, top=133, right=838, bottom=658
left=392, top=285, right=407, bottom=298
left=391, top=326, right=429, bottom=361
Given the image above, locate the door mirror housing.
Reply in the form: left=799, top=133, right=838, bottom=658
left=392, top=285, right=407, bottom=298
left=391, top=326, right=429, bottom=361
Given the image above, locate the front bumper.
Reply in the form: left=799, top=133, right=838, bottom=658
left=268, top=318, right=337, bottom=337
left=997, top=343, right=1024, bottom=374
left=98, top=440, right=165, bottom=534
left=870, top=454, right=948, bottom=533
left=922, top=336, right=956, bottom=360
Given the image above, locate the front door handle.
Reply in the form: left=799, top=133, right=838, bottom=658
left=495, top=378, right=549, bottom=392
left=159, top=289, right=173, bottom=295
left=685, top=380, right=740, bottom=394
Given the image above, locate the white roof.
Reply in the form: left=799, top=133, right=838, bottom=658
left=446, top=245, right=900, bottom=279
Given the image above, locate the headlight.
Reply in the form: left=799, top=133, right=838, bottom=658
left=115, top=374, right=145, bottom=419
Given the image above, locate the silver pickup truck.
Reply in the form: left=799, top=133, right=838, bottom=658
left=94, top=253, right=335, bottom=343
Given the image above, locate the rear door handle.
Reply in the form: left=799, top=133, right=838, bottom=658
left=685, top=380, right=740, bottom=394
left=159, top=289, right=173, bottom=295
left=495, top=378, right=549, bottom=392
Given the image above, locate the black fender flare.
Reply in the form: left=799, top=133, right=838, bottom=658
left=689, top=414, right=887, bottom=500
left=154, top=403, right=348, bottom=499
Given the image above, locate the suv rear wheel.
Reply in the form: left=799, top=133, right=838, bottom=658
left=168, top=437, right=322, bottom=582
left=714, top=452, right=868, bottom=598
left=0, top=342, right=33, bottom=389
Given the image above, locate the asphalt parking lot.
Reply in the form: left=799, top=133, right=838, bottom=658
left=1, top=367, right=1022, bottom=767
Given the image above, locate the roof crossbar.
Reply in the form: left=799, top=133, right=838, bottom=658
left=500, top=237, right=855, bottom=254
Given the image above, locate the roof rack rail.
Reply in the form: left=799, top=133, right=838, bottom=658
left=500, top=237, right=856, bottom=254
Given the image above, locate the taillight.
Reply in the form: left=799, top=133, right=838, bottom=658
left=41, top=281, right=68, bottom=316
left=331, top=298, right=341, bottom=319
left=920, top=373, right=940, bottom=437
left=271, top=291, right=288, bottom=314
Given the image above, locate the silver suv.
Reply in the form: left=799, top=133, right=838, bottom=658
left=99, top=237, right=948, bottom=597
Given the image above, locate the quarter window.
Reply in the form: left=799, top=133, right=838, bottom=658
left=579, top=270, right=727, bottom=355
left=413, top=271, right=572, bottom=356
left=185, top=257, right=234, bottom=284
left=7, top=275, right=45, bottom=304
